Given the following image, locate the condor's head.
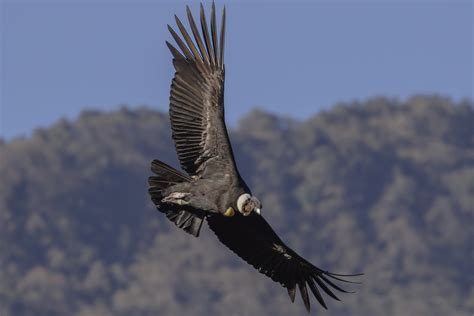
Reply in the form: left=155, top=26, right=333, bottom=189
left=237, top=193, right=261, bottom=216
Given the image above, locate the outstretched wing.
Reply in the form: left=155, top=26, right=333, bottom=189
left=206, top=213, right=362, bottom=312
left=167, top=3, right=235, bottom=176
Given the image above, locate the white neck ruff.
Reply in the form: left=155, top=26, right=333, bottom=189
left=237, top=193, right=251, bottom=212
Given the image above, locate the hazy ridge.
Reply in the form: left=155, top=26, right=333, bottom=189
left=1, top=95, right=473, bottom=315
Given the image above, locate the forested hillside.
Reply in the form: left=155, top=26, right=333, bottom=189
left=1, top=95, right=473, bottom=315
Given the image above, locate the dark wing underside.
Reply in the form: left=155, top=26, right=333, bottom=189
left=167, top=3, right=235, bottom=176
left=206, top=213, right=362, bottom=312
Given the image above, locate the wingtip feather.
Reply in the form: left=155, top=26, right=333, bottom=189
left=298, top=282, right=311, bottom=313
left=326, top=272, right=363, bottom=284
left=211, top=1, right=218, bottom=63
left=174, top=13, right=203, bottom=63
left=307, top=277, right=328, bottom=309
left=200, top=2, right=215, bottom=65
left=287, top=285, right=296, bottom=303
left=319, top=274, right=353, bottom=294
left=187, top=4, right=209, bottom=65
left=314, top=277, right=341, bottom=302
left=165, top=41, right=184, bottom=60
left=219, top=5, right=226, bottom=66
left=168, top=24, right=194, bottom=60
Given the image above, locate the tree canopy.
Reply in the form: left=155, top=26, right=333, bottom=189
left=1, top=95, right=473, bottom=315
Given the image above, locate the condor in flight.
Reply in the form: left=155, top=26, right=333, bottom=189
left=148, top=3, right=361, bottom=312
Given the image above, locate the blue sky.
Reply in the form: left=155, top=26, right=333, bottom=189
left=1, top=0, right=472, bottom=140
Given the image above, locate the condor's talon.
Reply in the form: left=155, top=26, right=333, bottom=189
left=223, top=207, right=235, bottom=217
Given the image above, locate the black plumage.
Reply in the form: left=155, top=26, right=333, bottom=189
left=148, top=3, right=361, bottom=312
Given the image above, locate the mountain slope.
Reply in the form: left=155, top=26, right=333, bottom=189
left=1, top=96, right=473, bottom=315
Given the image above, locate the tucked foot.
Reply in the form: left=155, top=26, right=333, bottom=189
left=223, top=207, right=235, bottom=217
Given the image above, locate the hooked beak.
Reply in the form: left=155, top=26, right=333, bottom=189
left=254, top=208, right=261, bottom=215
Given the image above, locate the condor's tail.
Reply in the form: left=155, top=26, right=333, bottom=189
left=148, top=159, right=205, bottom=237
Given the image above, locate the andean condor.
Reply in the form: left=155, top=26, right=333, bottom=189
left=148, top=2, right=362, bottom=312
